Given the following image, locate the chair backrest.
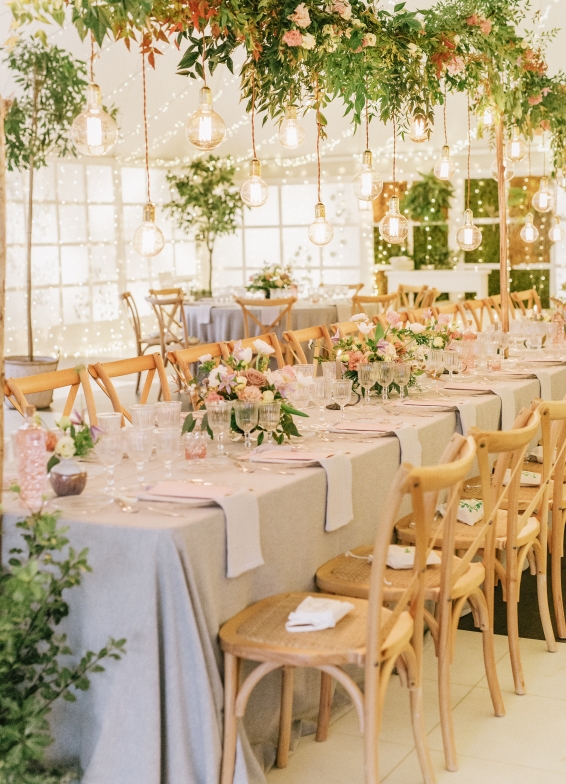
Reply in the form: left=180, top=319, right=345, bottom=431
left=283, top=325, right=333, bottom=366
left=397, top=284, right=427, bottom=309
left=531, top=399, right=566, bottom=553
left=148, top=287, right=184, bottom=297
left=488, top=294, right=518, bottom=323
left=121, top=292, right=143, bottom=353
left=511, top=288, right=542, bottom=315
left=419, top=287, right=439, bottom=309
left=146, top=293, right=189, bottom=355
left=234, top=297, right=297, bottom=339
left=352, top=293, right=397, bottom=318
left=226, top=333, right=286, bottom=369
left=365, top=434, right=476, bottom=718
left=431, top=301, right=467, bottom=327
left=348, top=283, right=364, bottom=295
left=331, top=320, right=363, bottom=338
left=88, top=353, right=171, bottom=423
left=167, top=342, right=230, bottom=385
left=406, top=307, right=433, bottom=325
left=463, top=298, right=488, bottom=331
left=5, top=365, right=98, bottom=426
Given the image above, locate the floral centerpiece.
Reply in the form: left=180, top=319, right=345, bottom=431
left=46, top=410, right=101, bottom=472
left=183, top=339, right=306, bottom=444
left=246, top=264, right=295, bottom=299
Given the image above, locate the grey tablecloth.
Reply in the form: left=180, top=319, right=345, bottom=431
left=4, top=367, right=566, bottom=784
left=184, top=301, right=352, bottom=344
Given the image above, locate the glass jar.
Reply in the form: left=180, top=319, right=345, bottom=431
left=184, top=425, right=208, bottom=460
left=16, top=405, right=47, bottom=511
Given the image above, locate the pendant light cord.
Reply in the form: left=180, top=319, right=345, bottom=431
left=467, top=94, right=471, bottom=209
left=316, top=76, right=322, bottom=203
left=444, top=83, right=448, bottom=146
left=142, top=51, right=151, bottom=204
left=251, top=71, right=257, bottom=159
left=365, top=100, right=369, bottom=150
left=202, top=35, right=207, bottom=86
left=393, top=112, right=397, bottom=196
left=90, top=35, right=95, bottom=83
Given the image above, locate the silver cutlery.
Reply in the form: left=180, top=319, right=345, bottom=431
left=114, top=498, right=139, bottom=514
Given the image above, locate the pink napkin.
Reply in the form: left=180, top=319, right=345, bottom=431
left=333, top=420, right=397, bottom=432
left=148, top=481, right=234, bottom=499
left=252, top=450, right=335, bottom=462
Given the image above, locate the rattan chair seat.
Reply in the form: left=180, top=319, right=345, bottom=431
left=219, top=592, right=413, bottom=668
left=462, top=472, right=548, bottom=512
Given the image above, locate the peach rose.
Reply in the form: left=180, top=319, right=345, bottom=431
left=528, top=94, right=543, bottom=106
left=348, top=350, right=366, bottom=370
left=238, top=386, right=263, bottom=402
left=242, top=368, right=267, bottom=387
left=288, top=3, right=311, bottom=28
left=479, top=18, right=492, bottom=34
left=45, top=430, right=58, bottom=452
left=206, top=391, right=223, bottom=403
left=283, top=29, right=303, bottom=46
left=466, top=14, right=479, bottom=25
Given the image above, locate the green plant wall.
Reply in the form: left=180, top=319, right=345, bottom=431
left=413, top=225, right=451, bottom=269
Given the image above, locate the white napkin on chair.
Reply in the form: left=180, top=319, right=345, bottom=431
left=285, top=596, right=355, bottom=632
left=503, top=468, right=541, bottom=487
left=387, top=544, right=441, bottom=570
left=437, top=499, right=484, bottom=526
left=534, top=369, right=552, bottom=401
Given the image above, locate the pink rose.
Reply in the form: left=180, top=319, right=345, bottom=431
left=280, top=365, right=296, bottom=383
left=242, top=368, right=267, bottom=387
left=446, top=55, right=465, bottom=75
left=238, top=386, right=263, bottom=402
left=206, top=391, right=223, bottom=403
left=529, top=94, right=543, bottom=106
left=283, top=29, right=303, bottom=46
left=437, top=314, right=451, bottom=326
left=287, top=2, right=311, bottom=28
left=386, top=309, right=402, bottom=327
left=466, top=14, right=479, bottom=25
left=479, top=18, right=492, bottom=34
left=332, top=0, right=352, bottom=20
left=347, top=350, right=366, bottom=371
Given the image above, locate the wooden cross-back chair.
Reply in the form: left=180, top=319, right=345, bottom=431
left=397, top=285, right=438, bottom=310
left=462, top=298, right=488, bottom=331
left=406, top=307, right=433, bottom=325
left=420, top=287, right=440, bottom=308
left=431, top=301, right=468, bottom=327
left=121, top=292, right=163, bottom=392
left=399, top=408, right=556, bottom=704
left=88, top=353, right=171, bottom=423
left=4, top=365, right=98, bottom=426
left=146, top=291, right=189, bottom=358
left=316, top=433, right=502, bottom=774
left=219, top=445, right=478, bottom=784
left=234, top=297, right=297, bottom=339
left=331, top=320, right=365, bottom=338
left=511, top=287, right=543, bottom=315
left=282, top=324, right=333, bottom=366
left=167, top=341, right=230, bottom=386
left=351, top=293, right=397, bottom=318
left=487, top=294, right=519, bottom=323
left=226, top=333, right=286, bottom=369
left=348, top=283, right=364, bottom=296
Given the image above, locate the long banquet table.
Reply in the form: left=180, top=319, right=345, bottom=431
left=4, top=367, right=566, bottom=784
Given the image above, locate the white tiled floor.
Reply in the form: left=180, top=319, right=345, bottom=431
left=267, top=630, right=566, bottom=784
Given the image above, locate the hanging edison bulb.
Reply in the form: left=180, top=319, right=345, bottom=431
left=434, top=145, right=455, bottom=181
left=186, top=86, right=226, bottom=150
left=409, top=115, right=429, bottom=143
left=507, top=127, right=528, bottom=162
left=133, top=203, right=165, bottom=257
left=308, top=202, right=334, bottom=246
left=491, top=157, right=515, bottom=182
left=352, top=150, right=383, bottom=201
left=532, top=176, right=555, bottom=213
left=240, top=159, right=269, bottom=208
left=456, top=209, right=482, bottom=251
left=379, top=196, right=409, bottom=244
left=278, top=106, right=305, bottom=149
left=480, top=106, right=495, bottom=127
left=549, top=215, right=565, bottom=243
left=520, top=213, right=539, bottom=244
left=71, top=84, right=118, bottom=156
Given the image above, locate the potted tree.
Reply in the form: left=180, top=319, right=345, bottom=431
left=4, top=39, right=87, bottom=405
left=165, top=155, right=242, bottom=295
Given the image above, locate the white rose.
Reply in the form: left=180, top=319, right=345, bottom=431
left=55, top=436, right=76, bottom=459
left=409, top=322, right=426, bottom=334
left=433, top=336, right=444, bottom=348
left=253, top=339, right=275, bottom=355
left=56, top=415, right=72, bottom=430
left=262, top=390, right=275, bottom=402
left=236, top=376, right=247, bottom=385
left=302, top=32, right=316, bottom=50
left=198, top=353, right=212, bottom=362
left=358, top=321, right=374, bottom=335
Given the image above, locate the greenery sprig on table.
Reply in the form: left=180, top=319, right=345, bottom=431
left=0, top=494, right=125, bottom=784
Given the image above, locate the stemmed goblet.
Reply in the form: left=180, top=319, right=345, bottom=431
left=258, top=401, right=282, bottom=444
left=95, top=430, right=124, bottom=495
left=376, top=363, right=394, bottom=401
left=394, top=363, right=411, bottom=399
left=234, top=401, right=259, bottom=449
left=205, top=400, right=233, bottom=455
left=125, top=427, right=154, bottom=489
left=332, top=379, right=353, bottom=421
left=312, top=377, right=333, bottom=428
left=358, top=363, right=374, bottom=406
left=155, top=427, right=181, bottom=479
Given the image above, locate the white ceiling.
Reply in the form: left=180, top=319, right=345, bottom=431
left=1, top=0, right=565, bottom=174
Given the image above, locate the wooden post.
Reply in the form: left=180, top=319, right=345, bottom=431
left=495, top=121, right=510, bottom=333
left=0, top=96, right=10, bottom=551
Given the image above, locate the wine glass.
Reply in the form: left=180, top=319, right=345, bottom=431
left=258, top=401, right=282, bottom=444
left=312, top=377, right=333, bottom=428
left=376, top=363, right=394, bottom=401
left=358, top=364, right=374, bottom=406
left=234, top=401, right=259, bottom=449
left=97, top=412, right=122, bottom=433
left=442, top=350, right=460, bottom=383
left=394, top=363, right=411, bottom=399
left=288, top=384, right=312, bottom=431
left=205, top=400, right=233, bottom=455
left=155, top=427, right=181, bottom=479
left=332, top=379, right=353, bottom=420
left=322, top=363, right=337, bottom=381
left=155, top=401, right=183, bottom=428
left=125, top=427, right=154, bottom=489
left=426, top=350, right=444, bottom=380
left=131, top=404, right=156, bottom=428
left=95, top=430, right=124, bottom=494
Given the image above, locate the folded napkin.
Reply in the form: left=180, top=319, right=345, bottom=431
left=437, top=498, right=484, bottom=526
left=444, top=382, right=515, bottom=431
left=251, top=446, right=353, bottom=531
left=387, top=544, right=441, bottom=569
left=503, top=468, right=541, bottom=487
left=456, top=401, right=477, bottom=437
left=144, top=481, right=264, bottom=578
left=534, top=369, right=552, bottom=401
left=285, top=596, right=355, bottom=632
left=331, top=420, right=422, bottom=466
left=528, top=446, right=543, bottom=463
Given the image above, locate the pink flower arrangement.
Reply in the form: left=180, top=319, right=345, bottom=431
left=347, top=350, right=369, bottom=371
left=528, top=94, right=543, bottom=106
left=466, top=14, right=479, bottom=25
left=206, top=391, right=223, bottom=403
left=242, top=368, right=267, bottom=386
left=283, top=29, right=303, bottom=46
left=479, top=18, right=492, bottom=34
left=287, top=3, right=311, bottom=28
left=238, top=386, right=263, bottom=402
left=331, top=0, right=352, bottom=21
left=386, top=309, right=402, bottom=327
